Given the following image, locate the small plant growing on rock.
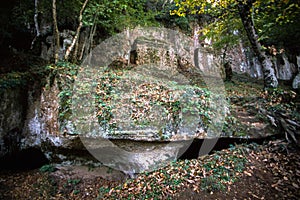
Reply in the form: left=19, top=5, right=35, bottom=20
left=39, top=164, right=56, bottom=173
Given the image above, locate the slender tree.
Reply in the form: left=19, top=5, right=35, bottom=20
left=31, top=0, right=41, bottom=49
left=237, top=0, right=278, bottom=88
left=52, top=0, right=60, bottom=63
left=172, top=0, right=281, bottom=88
left=34, top=0, right=40, bottom=37
left=64, top=0, right=89, bottom=61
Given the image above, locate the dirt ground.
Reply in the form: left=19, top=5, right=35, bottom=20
left=0, top=139, right=299, bottom=200
left=177, top=141, right=300, bottom=200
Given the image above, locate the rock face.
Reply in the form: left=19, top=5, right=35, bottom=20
left=0, top=27, right=227, bottom=173
left=248, top=57, right=263, bottom=78
left=77, top=27, right=225, bottom=139
left=275, top=54, right=297, bottom=80
left=227, top=44, right=298, bottom=81
left=292, top=56, right=300, bottom=89
left=22, top=81, right=60, bottom=147
left=293, top=74, right=300, bottom=89
left=0, top=79, right=83, bottom=165
left=0, top=88, right=27, bottom=157
left=0, top=79, right=193, bottom=172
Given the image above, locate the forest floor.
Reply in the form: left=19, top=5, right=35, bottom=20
left=0, top=73, right=300, bottom=200
left=0, top=140, right=299, bottom=200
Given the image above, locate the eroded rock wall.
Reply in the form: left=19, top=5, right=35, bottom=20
left=0, top=88, right=27, bottom=157
left=21, top=80, right=61, bottom=149
left=227, top=44, right=299, bottom=81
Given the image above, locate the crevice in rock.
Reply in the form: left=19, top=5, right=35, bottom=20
left=178, top=135, right=282, bottom=160
left=0, top=147, right=49, bottom=170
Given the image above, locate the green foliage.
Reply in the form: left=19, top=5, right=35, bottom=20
left=67, top=179, right=81, bottom=185
left=172, top=0, right=300, bottom=53
left=261, top=87, right=300, bottom=123
left=95, top=68, right=214, bottom=138
left=171, top=0, right=245, bottom=51
left=56, top=0, right=83, bottom=27
left=0, top=72, right=27, bottom=90
left=155, top=2, right=196, bottom=34
left=98, top=186, right=110, bottom=199
left=201, top=176, right=226, bottom=191
left=98, top=145, right=248, bottom=198
left=83, top=0, right=159, bottom=36
left=252, top=0, right=300, bottom=53
left=62, top=178, right=81, bottom=195
left=95, top=70, right=121, bottom=131
left=32, top=174, right=57, bottom=198
left=200, top=147, right=247, bottom=192
left=200, top=16, right=246, bottom=51
left=47, top=61, right=79, bottom=130
left=10, top=0, right=83, bottom=31
left=0, top=63, right=49, bottom=92
left=39, top=164, right=56, bottom=173
left=264, top=88, right=297, bottom=110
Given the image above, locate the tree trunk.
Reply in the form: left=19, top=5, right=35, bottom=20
left=52, top=0, right=60, bottom=63
left=80, top=13, right=97, bottom=61
left=238, top=1, right=278, bottom=88
left=34, top=0, right=40, bottom=37
left=65, top=0, right=89, bottom=61
left=31, top=0, right=40, bottom=49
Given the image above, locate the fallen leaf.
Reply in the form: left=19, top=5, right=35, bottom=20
left=244, top=171, right=252, bottom=176
left=292, top=183, right=299, bottom=189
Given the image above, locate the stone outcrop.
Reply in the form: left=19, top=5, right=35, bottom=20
left=0, top=88, right=27, bottom=157
left=275, top=54, right=297, bottom=80
left=226, top=44, right=299, bottom=82
left=292, top=56, right=300, bottom=89
left=0, top=27, right=226, bottom=173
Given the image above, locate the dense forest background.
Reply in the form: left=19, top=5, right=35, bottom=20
left=1, top=0, right=299, bottom=82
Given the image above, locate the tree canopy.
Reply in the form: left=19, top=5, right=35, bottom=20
left=172, top=0, right=300, bottom=53
left=172, top=0, right=300, bottom=88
